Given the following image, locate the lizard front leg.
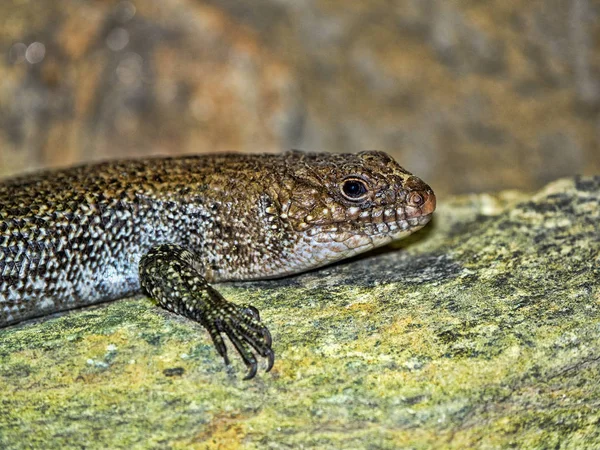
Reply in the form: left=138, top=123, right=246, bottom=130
left=138, top=244, right=274, bottom=379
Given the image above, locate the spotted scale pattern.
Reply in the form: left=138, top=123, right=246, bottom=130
left=0, top=151, right=436, bottom=378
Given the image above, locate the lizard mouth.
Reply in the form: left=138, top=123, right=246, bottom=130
left=306, top=188, right=436, bottom=240
left=307, top=212, right=432, bottom=244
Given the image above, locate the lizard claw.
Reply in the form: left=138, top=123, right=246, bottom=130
left=243, top=347, right=274, bottom=379
left=262, top=325, right=272, bottom=348
left=243, top=361, right=258, bottom=380
left=265, top=348, right=275, bottom=372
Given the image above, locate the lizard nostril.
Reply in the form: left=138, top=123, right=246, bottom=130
left=408, top=192, right=424, bottom=207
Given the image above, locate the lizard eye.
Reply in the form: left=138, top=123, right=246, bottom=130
left=341, top=178, right=369, bottom=201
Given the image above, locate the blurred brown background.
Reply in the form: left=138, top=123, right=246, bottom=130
left=0, top=0, right=598, bottom=197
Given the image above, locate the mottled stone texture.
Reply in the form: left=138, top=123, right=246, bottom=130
left=1, top=0, right=599, bottom=195
left=1, top=177, right=599, bottom=448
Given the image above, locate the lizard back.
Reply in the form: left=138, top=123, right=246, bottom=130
left=0, top=154, right=289, bottom=324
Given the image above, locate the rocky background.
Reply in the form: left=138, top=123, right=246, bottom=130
left=0, top=0, right=599, bottom=197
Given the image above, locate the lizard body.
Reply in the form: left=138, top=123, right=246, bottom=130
left=0, top=151, right=435, bottom=378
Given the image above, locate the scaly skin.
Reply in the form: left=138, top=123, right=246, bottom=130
left=0, top=151, right=435, bottom=378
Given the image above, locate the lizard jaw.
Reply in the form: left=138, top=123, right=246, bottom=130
left=259, top=210, right=434, bottom=279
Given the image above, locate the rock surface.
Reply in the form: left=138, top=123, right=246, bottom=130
left=1, top=176, right=599, bottom=449
left=1, top=0, right=600, bottom=195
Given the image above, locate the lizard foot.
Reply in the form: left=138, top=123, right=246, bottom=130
left=203, top=293, right=274, bottom=379
left=139, top=243, right=274, bottom=380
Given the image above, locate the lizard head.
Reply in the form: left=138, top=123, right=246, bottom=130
left=270, top=150, right=436, bottom=271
